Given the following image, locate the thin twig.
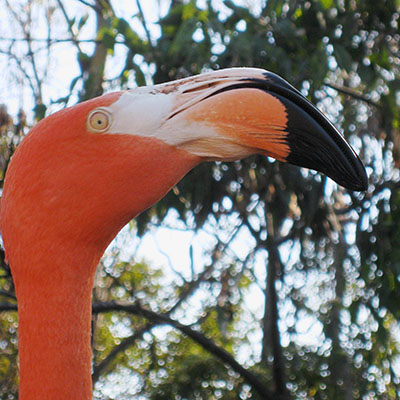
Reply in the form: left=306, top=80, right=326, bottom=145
left=55, top=0, right=83, bottom=52
left=0, top=36, right=108, bottom=43
left=153, top=233, right=187, bottom=283
left=77, top=0, right=98, bottom=9
left=324, top=82, right=381, bottom=108
left=135, top=0, right=157, bottom=61
left=3, top=0, right=41, bottom=100
left=0, top=49, right=37, bottom=99
left=25, top=32, right=43, bottom=103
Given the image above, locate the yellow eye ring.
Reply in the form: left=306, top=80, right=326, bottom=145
left=87, top=109, right=112, bottom=132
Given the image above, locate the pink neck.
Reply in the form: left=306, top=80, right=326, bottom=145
left=14, top=242, right=101, bottom=400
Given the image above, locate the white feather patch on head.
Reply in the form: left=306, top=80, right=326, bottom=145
left=97, top=68, right=273, bottom=160
left=100, top=83, right=230, bottom=150
left=103, top=87, right=249, bottom=160
left=106, top=88, right=173, bottom=137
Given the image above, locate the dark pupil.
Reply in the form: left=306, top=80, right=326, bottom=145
left=97, top=119, right=102, bottom=125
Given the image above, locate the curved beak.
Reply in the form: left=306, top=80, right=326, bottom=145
left=251, top=71, right=368, bottom=191
left=162, top=68, right=367, bottom=191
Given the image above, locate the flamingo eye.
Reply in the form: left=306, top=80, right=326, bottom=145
left=87, top=109, right=112, bottom=132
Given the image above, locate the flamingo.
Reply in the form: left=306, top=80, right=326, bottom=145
left=0, top=68, right=367, bottom=399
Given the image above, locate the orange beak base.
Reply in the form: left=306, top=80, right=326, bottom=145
left=210, top=72, right=368, bottom=191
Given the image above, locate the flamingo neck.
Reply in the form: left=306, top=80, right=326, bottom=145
left=15, top=240, right=102, bottom=400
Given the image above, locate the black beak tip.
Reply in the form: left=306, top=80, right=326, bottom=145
left=358, top=172, right=369, bottom=192
left=259, top=78, right=369, bottom=192
left=285, top=123, right=368, bottom=192
left=343, top=159, right=368, bottom=191
left=286, top=139, right=368, bottom=192
left=327, top=156, right=368, bottom=191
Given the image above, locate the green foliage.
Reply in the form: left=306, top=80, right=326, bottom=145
left=33, top=103, right=47, bottom=122
left=0, top=310, right=18, bottom=398
left=147, top=352, right=242, bottom=400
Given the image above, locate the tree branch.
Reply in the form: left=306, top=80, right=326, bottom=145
left=0, top=48, right=37, bottom=97
left=1, top=300, right=274, bottom=397
left=0, top=36, right=126, bottom=44
left=0, top=290, right=16, bottom=301
left=56, top=0, right=84, bottom=53
left=135, top=0, right=157, bottom=61
left=0, top=302, right=17, bottom=312
left=263, top=237, right=288, bottom=398
left=4, top=0, right=43, bottom=103
left=76, top=0, right=98, bottom=10
left=90, top=234, right=225, bottom=380
left=92, top=301, right=275, bottom=399
left=324, top=82, right=381, bottom=108
left=92, top=322, right=155, bottom=382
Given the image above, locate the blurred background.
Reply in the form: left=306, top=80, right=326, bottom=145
left=0, top=1, right=399, bottom=399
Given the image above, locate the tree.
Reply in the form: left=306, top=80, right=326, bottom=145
left=0, top=0, right=399, bottom=399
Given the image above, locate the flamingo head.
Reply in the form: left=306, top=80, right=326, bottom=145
left=1, top=68, right=367, bottom=266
